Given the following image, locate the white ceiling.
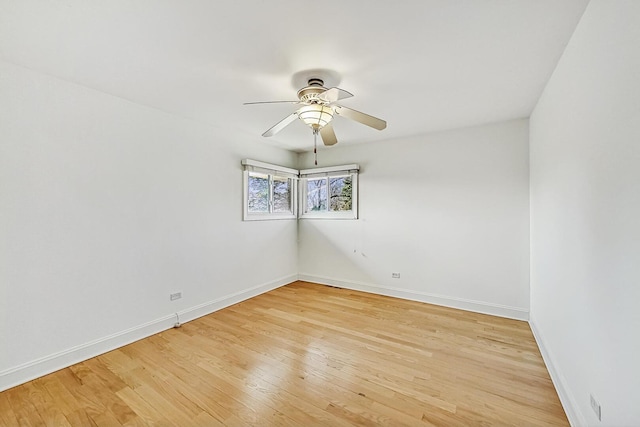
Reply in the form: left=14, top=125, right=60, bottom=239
left=0, top=1, right=590, bottom=152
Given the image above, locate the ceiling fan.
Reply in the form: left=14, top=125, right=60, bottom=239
left=244, top=78, right=387, bottom=147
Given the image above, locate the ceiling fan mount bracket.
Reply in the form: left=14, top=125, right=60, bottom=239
left=291, top=69, right=341, bottom=91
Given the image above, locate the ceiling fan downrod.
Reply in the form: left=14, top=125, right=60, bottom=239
left=307, top=78, right=324, bottom=87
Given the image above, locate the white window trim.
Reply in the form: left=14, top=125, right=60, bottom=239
left=242, top=159, right=298, bottom=177
left=299, top=164, right=359, bottom=220
left=299, top=164, right=360, bottom=176
left=242, top=160, right=298, bottom=221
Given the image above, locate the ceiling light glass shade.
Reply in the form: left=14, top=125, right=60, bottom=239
left=297, top=105, right=334, bottom=129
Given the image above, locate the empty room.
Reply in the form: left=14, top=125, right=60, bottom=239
left=1, top=1, right=638, bottom=426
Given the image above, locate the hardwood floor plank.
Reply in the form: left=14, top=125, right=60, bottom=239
left=67, top=362, right=136, bottom=425
left=0, top=392, right=18, bottom=426
left=5, top=385, right=45, bottom=427
left=0, top=281, right=568, bottom=426
left=115, top=387, right=173, bottom=426
left=18, top=382, right=72, bottom=427
left=64, top=409, right=99, bottom=427
left=34, top=376, right=79, bottom=418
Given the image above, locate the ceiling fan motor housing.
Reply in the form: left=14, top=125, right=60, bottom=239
left=297, top=79, right=329, bottom=104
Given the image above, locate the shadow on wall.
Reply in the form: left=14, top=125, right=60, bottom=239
left=298, top=219, right=378, bottom=285
left=298, top=216, right=436, bottom=292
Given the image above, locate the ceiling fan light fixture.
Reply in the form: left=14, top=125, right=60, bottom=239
left=297, top=104, right=334, bottom=130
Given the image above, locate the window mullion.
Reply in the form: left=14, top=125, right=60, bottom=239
left=268, top=175, right=274, bottom=213
left=325, top=177, right=330, bottom=212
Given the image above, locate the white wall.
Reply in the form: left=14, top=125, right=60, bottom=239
left=298, top=119, right=530, bottom=320
left=529, top=1, right=640, bottom=425
left=0, top=60, right=298, bottom=390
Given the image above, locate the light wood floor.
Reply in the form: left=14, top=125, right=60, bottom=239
left=0, top=281, right=567, bottom=426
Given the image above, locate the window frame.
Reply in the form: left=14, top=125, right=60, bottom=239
left=299, top=164, right=359, bottom=220
left=242, top=160, right=298, bottom=221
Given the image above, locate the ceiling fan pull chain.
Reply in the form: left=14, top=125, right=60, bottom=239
left=314, top=129, right=318, bottom=165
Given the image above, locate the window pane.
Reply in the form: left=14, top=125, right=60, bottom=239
left=306, top=178, right=327, bottom=212
left=329, top=176, right=352, bottom=211
left=272, top=177, right=291, bottom=213
left=247, top=173, right=269, bottom=212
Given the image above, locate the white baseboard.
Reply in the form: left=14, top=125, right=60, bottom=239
left=298, top=274, right=529, bottom=321
left=529, top=318, right=586, bottom=427
left=0, top=274, right=297, bottom=392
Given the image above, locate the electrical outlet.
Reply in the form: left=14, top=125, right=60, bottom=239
left=392, top=272, right=401, bottom=278
left=590, top=394, right=601, bottom=421
left=170, top=292, right=182, bottom=301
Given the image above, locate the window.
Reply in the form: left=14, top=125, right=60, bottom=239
left=242, top=160, right=297, bottom=220
left=300, top=164, right=359, bottom=219
left=242, top=160, right=359, bottom=221
left=247, top=172, right=269, bottom=213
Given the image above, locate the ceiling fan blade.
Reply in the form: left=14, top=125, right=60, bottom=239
left=320, top=123, right=338, bottom=146
left=318, top=87, right=353, bottom=103
left=334, top=105, right=387, bottom=130
left=244, top=100, right=300, bottom=105
left=262, top=113, right=299, bottom=137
